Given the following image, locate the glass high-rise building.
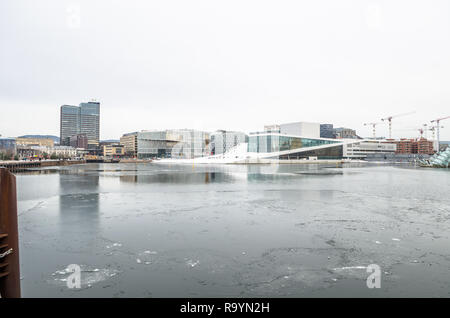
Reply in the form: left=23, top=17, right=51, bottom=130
left=60, top=101, right=100, bottom=147
left=60, top=105, right=81, bottom=146
left=79, top=102, right=100, bottom=147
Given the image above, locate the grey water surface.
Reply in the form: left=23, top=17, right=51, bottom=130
left=15, top=162, right=450, bottom=297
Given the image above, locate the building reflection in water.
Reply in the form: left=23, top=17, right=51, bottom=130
left=119, top=175, right=138, bottom=183
left=116, top=164, right=326, bottom=184
left=58, top=171, right=100, bottom=241
left=18, top=169, right=59, bottom=176
left=119, top=172, right=227, bottom=184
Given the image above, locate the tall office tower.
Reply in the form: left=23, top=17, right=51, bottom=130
left=60, top=105, right=80, bottom=146
left=79, top=101, right=100, bottom=147
left=59, top=101, right=100, bottom=147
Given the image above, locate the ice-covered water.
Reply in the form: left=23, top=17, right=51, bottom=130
left=16, top=162, right=450, bottom=297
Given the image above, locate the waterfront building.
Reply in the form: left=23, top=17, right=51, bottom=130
left=16, top=146, right=40, bottom=159
left=342, top=140, right=397, bottom=159
left=245, top=121, right=347, bottom=160
left=394, top=138, right=434, bottom=155
left=320, top=124, right=335, bottom=138
left=103, top=144, right=125, bottom=157
left=60, top=101, right=100, bottom=148
left=120, top=132, right=138, bottom=157
left=394, top=139, right=416, bottom=154
left=17, top=145, right=78, bottom=159
left=155, top=126, right=380, bottom=164
left=210, top=130, right=248, bottom=155
left=0, top=137, right=16, bottom=157
left=158, top=132, right=362, bottom=164
left=137, top=129, right=210, bottom=159
left=247, top=131, right=345, bottom=160
left=49, top=146, right=78, bottom=158
left=137, top=130, right=180, bottom=159
left=417, top=138, right=434, bottom=155
left=15, top=137, right=54, bottom=148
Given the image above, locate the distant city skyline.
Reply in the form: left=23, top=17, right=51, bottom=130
left=1, top=0, right=450, bottom=140
left=1, top=102, right=448, bottom=142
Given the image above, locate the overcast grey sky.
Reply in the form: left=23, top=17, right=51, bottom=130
left=1, top=0, right=449, bottom=140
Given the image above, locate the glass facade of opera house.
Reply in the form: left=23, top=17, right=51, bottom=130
left=248, top=133, right=343, bottom=159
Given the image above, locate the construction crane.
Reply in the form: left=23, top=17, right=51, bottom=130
left=396, top=126, right=425, bottom=139
left=418, top=128, right=424, bottom=138
left=430, top=116, right=450, bottom=149
left=363, top=122, right=381, bottom=139
left=428, top=125, right=444, bottom=140
left=422, top=124, right=428, bottom=139
left=381, top=111, right=415, bottom=139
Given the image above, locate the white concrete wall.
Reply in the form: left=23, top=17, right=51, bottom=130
left=279, top=122, right=320, bottom=138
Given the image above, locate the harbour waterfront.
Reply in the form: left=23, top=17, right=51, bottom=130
left=16, top=163, right=450, bottom=297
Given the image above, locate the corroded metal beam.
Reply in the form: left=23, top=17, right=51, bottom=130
left=0, top=168, right=21, bottom=298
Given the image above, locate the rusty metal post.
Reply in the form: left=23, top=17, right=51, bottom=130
left=0, top=167, right=21, bottom=298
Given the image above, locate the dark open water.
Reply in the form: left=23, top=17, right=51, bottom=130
left=15, top=162, right=450, bottom=297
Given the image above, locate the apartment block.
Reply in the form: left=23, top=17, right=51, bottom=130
left=120, top=132, right=138, bottom=157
